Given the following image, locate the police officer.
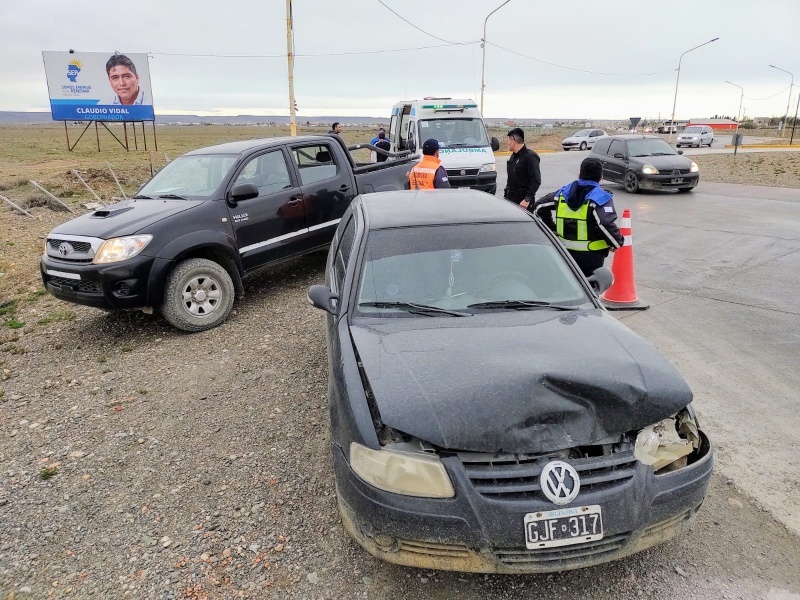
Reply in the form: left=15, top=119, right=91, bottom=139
left=504, top=127, right=541, bottom=210
left=533, top=157, right=623, bottom=276
left=408, top=139, right=451, bottom=189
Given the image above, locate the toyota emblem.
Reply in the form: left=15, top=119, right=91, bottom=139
left=460, top=169, right=466, bottom=176
left=540, top=461, right=580, bottom=505
left=58, top=242, right=74, bottom=256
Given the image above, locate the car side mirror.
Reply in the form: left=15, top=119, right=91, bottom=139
left=587, top=266, right=614, bottom=295
left=677, top=150, right=684, bottom=155
left=229, top=182, right=259, bottom=203
left=307, top=284, right=339, bottom=314
left=613, top=152, right=625, bottom=159
left=491, top=136, right=500, bottom=151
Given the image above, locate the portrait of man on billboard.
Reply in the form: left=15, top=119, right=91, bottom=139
left=104, top=54, right=145, bottom=106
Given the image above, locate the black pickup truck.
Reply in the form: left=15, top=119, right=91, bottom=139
left=41, top=135, right=413, bottom=331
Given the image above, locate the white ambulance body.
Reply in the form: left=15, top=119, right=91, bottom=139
left=388, top=98, right=500, bottom=193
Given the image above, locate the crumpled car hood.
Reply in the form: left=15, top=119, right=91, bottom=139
left=350, top=311, right=692, bottom=454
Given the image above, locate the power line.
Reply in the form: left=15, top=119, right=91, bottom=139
left=744, top=84, right=791, bottom=101
left=150, top=41, right=474, bottom=60
left=375, top=0, right=472, bottom=45
left=486, top=41, right=676, bottom=77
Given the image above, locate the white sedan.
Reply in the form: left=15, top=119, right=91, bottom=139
left=562, top=129, right=608, bottom=151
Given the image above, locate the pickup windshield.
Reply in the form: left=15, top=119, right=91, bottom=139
left=138, top=154, right=238, bottom=198
left=628, top=139, right=678, bottom=157
left=418, top=118, right=489, bottom=148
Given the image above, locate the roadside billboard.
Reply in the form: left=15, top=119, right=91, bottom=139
left=42, top=51, right=155, bottom=121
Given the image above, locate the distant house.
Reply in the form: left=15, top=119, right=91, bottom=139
left=686, top=118, right=739, bottom=131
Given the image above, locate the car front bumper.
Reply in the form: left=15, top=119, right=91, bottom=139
left=446, top=171, right=497, bottom=194
left=40, top=253, right=172, bottom=310
left=333, top=432, right=713, bottom=573
left=639, top=172, right=700, bottom=191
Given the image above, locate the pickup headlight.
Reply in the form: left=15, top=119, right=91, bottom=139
left=479, top=163, right=496, bottom=173
left=690, top=161, right=699, bottom=173
left=350, top=442, right=455, bottom=498
left=634, top=409, right=700, bottom=473
left=93, top=235, right=153, bottom=264
left=641, top=164, right=659, bottom=175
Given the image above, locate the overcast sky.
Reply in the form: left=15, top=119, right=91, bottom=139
left=2, top=0, right=799, bottom=120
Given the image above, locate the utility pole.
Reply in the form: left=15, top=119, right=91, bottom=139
left=286, top=0, right=297, bottom=136
left=480, top=0, right=511, bottom=115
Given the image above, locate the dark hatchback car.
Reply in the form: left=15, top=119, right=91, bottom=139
left=589, top=135, right=700, bottom=194
left=307, top=190, right=713, bottom=574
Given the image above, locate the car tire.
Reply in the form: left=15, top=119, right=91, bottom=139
left=563, top=147, right=570, bottom=151
left=161, top=258, right=235, bottom=332
left=580, top=142, right=587, bottom=151
left=677, top=187, right=694, bottom=193
left=624, top=171, right=640, bottom=194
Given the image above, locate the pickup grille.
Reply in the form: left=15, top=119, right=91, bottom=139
left=49, top=239, right=92, bottom=253
left=459, top=450, right=638, bottom=500
left=47, top=276, right=102, bottom=294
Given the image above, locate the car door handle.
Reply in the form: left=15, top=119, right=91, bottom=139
left=286, top=197, right=302, bottom=206
left=339, top=184, right=350, bottom=191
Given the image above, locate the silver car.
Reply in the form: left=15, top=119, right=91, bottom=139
left=676, top=125, right=714, bottom=148
left=562, top=129, right=607, bottom=151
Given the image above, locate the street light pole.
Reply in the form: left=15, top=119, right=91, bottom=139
left=480, top=0, right=511, bottom=115
left=769, top=65, right=793, bottom=137
left=725, top=80, right=744, bottom=123
left=668, top=37, right=719, bottom=143
left=791, top=90, right=800, bottom=145
left=286, top=0, right=297, bottom=137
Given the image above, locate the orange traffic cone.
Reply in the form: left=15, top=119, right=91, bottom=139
left=601, top=209, right=649, bottom=311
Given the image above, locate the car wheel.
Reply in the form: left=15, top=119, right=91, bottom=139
left=161, top=258, right=235, bottom=332
left=579, top=142, right=588, bottom=151
left=624, top=171, right=640, bottom=194
left=563, top=147, right=570, bottom=151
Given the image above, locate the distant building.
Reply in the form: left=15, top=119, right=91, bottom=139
left=686, top=118, right=739, bottom=131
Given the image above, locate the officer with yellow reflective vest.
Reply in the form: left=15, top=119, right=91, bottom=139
left=533, top=157, right=623, bottom=277
left=408, top=139, right=451, bottom=190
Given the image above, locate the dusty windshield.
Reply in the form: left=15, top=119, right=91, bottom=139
left=138, top=154, right=238, bottom=198
left=356, top=223, right=590, bottom=316
left=418, top=119, right=489, bottom=148
left=628, top=139, right=677, bottom=157
left=573, top=130, right=590, bottom=137
left=683, top=127, right=703, bottom=134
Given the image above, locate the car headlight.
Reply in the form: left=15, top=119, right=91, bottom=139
left=634, top=409, right=700, bottom=473
left=479, top=163, right=496, bottom=173
left=93, top=235, right=153, bottom=264
left=690, top=161, right=699, bottom=173
left=350, top=442, right=455, bottom=498
left=641, top=164, right=659, bottom=175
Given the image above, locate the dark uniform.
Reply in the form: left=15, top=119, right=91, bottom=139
left=534, top=179, right=624, bottom=276
left=504, top=145, right=541, bottom=205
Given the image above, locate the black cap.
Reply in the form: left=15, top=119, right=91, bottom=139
left=422, top=138, right=440, bottom=155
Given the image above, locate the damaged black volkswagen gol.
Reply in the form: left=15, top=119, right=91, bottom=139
left=307, top=190, right=713, bottom=573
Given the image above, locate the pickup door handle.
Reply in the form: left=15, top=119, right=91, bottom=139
left=286, top=197, right=302, bottom=206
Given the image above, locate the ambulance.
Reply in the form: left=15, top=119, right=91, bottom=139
left=388, top=98, right=500, bottom=194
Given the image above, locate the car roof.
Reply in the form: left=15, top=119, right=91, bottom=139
left=606, top=134, right=665, bottom=141
left=360, top=190, right=533, bottom=229
left=184, top=135, right=335, bottom=155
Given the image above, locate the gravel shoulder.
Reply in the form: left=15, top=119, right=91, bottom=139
left=694, top=151, right=800, bottom=188
left=2, top=252, right=800, bottom=599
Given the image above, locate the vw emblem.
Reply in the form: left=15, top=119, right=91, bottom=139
left=58, top=242, right=74, bottom=256
left=460, top=169, right=466, bottom=176
left=540, top=461, right=580, bottom=505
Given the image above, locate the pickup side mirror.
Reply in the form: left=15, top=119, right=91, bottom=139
left=677, top=149, right=684, bottom=155
left=307, top=284, right=339, bottom=315
left=229, top=182, right=259, bottom=203
left=587, top=266, right=614, bottom=295
left=613, top=152, right=625, bottom=159
left=491, top=136, right=500, bottom=152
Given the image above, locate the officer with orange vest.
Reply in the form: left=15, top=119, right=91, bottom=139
left=408, top=139, right=451, bottom=189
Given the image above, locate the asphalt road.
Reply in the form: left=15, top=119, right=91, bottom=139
left=496, top=151, right=800, bottom=538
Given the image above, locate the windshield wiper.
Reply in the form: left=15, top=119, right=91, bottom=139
left=132, top=194, right=153, bottom=199
left=359, top=301, right=470, bottom=317
left=157, top=193, right=189, bottom=200
left=446, top=143, right=480, bottom=148
left=467, top=300, right=580, bottom=311
left=650, top=152, right=674, bottom=156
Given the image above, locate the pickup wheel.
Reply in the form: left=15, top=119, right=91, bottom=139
left=161, top=258, right=235, bottom=332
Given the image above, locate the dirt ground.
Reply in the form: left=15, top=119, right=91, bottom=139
left=2, top=125, right=800, bottom=598
left=693, top=152, right=800, bottom=188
